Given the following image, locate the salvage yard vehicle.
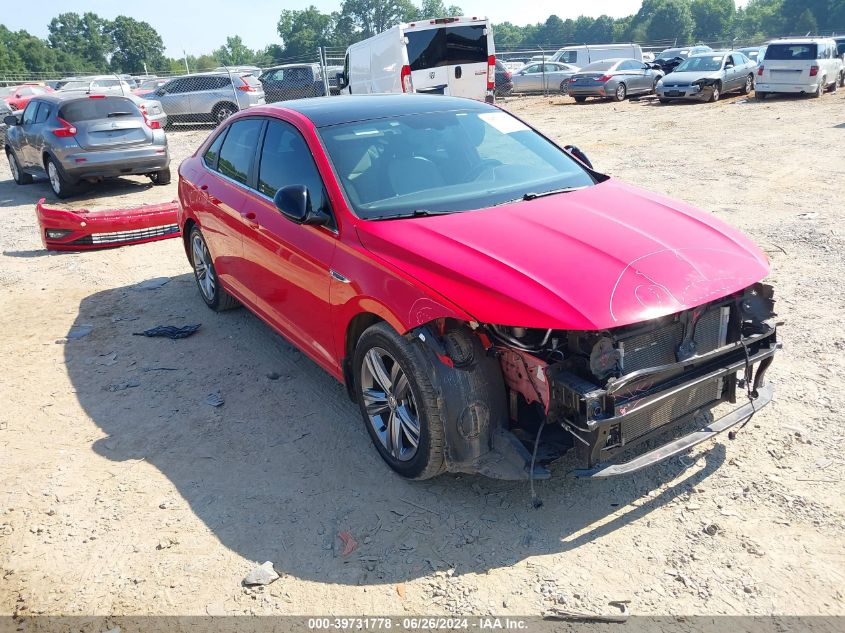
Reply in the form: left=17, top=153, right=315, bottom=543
left=652, top=45, right=714, bottom=74
left=568, top=58, right=664, bottom=102
left=2, top=84, right=54, bottom=110
left=656, top=51, right=757, bottom=103
left=177, top=94, right=778, bottom=480
left=4, top=93, right=170, bottom=198
left=259, top=63, right=339, bottom=102
left=510, top=61, right=579, bottom=94
left=338, top=16, right=495, bottom=103
left=152, top=71, right=265, bottom=126
left=551, top=43, right=643, bottom=66
left=755, top=38, right=844, bottom=99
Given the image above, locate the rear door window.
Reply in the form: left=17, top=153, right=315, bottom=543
left=406, top=25, right=488, bottom=70
left=34, top=103, right=52, bottom=124
left=59, top=97, right=141, bottom=122
left=764, top=44, right=818, bottom=60
left=203, top=128, right=228, bottom=169
left=217, top=118, right=263, bottom=185
left=21, top=101, right=39, bottom=125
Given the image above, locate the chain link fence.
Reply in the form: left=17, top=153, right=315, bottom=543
left=3, top=28, right=844, bottom=128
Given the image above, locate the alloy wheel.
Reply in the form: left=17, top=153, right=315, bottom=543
left=191, top=233, right=215, bottom=301
left=616, top=84, right=626, bottom=100
left=360, top=347, right=421, bottom=462
left=216, top=107, right=234, bottom=124
left=47, top=161, right=61, bottom=195
left=7, top=153, right=18, bottom=181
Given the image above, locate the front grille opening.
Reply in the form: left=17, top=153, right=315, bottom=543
left=71, top=224, right=179, bottom=245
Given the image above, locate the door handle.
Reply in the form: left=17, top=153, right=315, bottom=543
left=455, top=66, right=462, bottom=79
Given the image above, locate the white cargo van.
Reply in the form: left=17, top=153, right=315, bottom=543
left=551, top=44, right=643, bottom=67
left=338, top=16, right=495, bottom=102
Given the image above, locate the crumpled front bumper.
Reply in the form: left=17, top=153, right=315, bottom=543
left=552, top=325, right=779, bottom=477
left=36, top=197, right=181, bottom=251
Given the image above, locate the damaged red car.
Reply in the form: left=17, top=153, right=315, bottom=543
left=177, top=95, right=779, bottom=480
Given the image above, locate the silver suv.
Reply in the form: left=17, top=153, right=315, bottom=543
left=4, top=93, right=170, bottom=198
left=151, top=72, right=265, bottom=126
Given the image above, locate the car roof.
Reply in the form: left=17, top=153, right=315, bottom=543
left=27, top=92, right=137, bottom=105
left=767, top=37, right=832, bottom=44
left=261, top=94, right=496, bottom=128
left=264, top=63, right=319, bottom=71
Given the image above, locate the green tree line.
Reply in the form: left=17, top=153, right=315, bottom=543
left=1, top=0, right=843, bottom=77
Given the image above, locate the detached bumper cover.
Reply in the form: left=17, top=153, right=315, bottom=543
left=36, top=197, right=180, bottom=251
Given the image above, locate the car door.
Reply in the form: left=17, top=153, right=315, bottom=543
left=197, top=118, right=264, bottom=300
left=516, top=64, right=542, bottom=91
left=238, top=118, right=338, bottom=370
left=16, top=100, right=40, bottom=167
left=26, top=101, right=54, bottom=169
left=156, top=77, right=193, bottom=118
left=624, top=60, right=648, bottom=92
left=722, top=55, right=738, bottom=91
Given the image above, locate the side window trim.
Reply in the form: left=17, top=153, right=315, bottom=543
left=203, top=125, right=230, bottom=171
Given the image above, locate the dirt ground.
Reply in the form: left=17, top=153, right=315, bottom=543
left=1, top=91, right=844, bottom=621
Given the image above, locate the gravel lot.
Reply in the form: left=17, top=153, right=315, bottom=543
left=1, top=91, right=844, bottom=620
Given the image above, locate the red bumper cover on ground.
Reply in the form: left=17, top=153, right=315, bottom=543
left=36, top=198, right=181, bottom=251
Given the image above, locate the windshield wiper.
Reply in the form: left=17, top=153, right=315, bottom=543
left=370, top=209, right=456, bottom=221
left=522, top=186, right=583, bottom=201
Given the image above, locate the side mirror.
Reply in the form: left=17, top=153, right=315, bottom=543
left=3, top=115, right=18, bottom=126
left=336, top=72, right=348, bottom=90
left=273, top=184, right=329, bottom=226
left=563, top=144, right=593, bottom=170
left=155, top=88, right=165, bottom=96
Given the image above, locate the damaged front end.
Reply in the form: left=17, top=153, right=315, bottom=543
left=482, top=283, right=779, bottom=478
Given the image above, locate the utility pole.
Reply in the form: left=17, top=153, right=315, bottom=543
left=183, top=49, right=189, bottom=73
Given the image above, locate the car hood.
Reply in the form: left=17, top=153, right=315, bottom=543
left=663, top=70, right=721, bottom=83
left=355, top=179, right=769, bottom=331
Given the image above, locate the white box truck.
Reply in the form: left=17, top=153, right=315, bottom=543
left=337, top=16, right=495, bottom=102
left=551, top=44, right=643, bottom=67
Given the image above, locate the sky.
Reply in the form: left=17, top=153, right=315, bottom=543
left=3, top=0, right=749, bottom=59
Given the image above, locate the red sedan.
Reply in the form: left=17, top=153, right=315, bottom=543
left=2, top=84, right=53, bottom=111
left=177, top=95, right=778, bottom=480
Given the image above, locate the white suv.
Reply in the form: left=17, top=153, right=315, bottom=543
left=756, top=38, right=843, bottom=99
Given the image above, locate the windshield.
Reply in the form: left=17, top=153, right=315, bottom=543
left=319, top=110, right=595, bottom=220
left=657, top=48, right=688, bottom=60
left=60, top=81, right=92, bottom=91
left=675, top=55, right=724, bottom=72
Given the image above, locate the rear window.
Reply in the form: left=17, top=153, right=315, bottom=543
left=59, top=97, right=141, bottom=122
left=765, top=44, right=818, bottom=60
left=406, top=25, right=488, bottom=70
left=580, top=61, right=616, bottom=72
left=240, top=74, right=263, bottom=87
left=556, top=51, right=578, bottom=64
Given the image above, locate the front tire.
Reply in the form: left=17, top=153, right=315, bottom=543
left=6, top=150, right=33, bottom=185
left=353, top=323, right=445, bottom=480
left=188, top=226, right=240, bottom=311
left=709, top=82, right=721, bottom=102
left=573, top=95, right=587, bottom=103
left=45, top=157, right=77, bottom=199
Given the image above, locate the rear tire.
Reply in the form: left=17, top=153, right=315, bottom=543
left=755, top=91, right=767, bottom=100
left=658, top=98, right=672, bottom=104
left=559, top=79, right=570, bottom=94
left=573, top=95, right=587, bottom=103
left=188, top=226, right=240, bottom=312
left=813, top=78, right=825, bottom=98
left=612, top=82, right=627, bottom=102
left=45, top=156, right=77, bottom=199
left=6, top=150, right=33, bottom=185
left=212, top=102, right=238, bottom=126
left=839, top=71, right=845, bottom=88
left=353, top=322, right=445, bottom=480
left=829, top=78, right=838, bottom=94
left=742, top=74, right=753, bottom=95
left=150, top=167, right=171, bottom=185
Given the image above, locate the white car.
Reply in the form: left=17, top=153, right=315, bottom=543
left=756, top=38, right=844, bottom=99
